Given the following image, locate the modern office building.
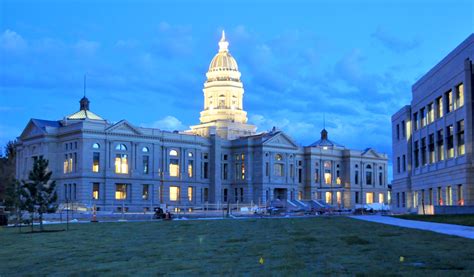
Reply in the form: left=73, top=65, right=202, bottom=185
left=15, top=32, right=388, bottom=212
left=391, top=34, right=474, bottom=213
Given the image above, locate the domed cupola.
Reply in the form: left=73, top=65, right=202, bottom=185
left=189, top=30, right=256, bottom=140
left=208, top=31, right=239, bottom=73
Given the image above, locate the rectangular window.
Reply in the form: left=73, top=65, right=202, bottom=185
left=187, top=160, right=193, bottom=177
left=437, top=187, right=443, bottom=205
left=170, top=186, right=180, bottom=201
left=223, top=163, right=228, bottom=180
left=234, top=188, right=238, bottom=202
left=378, top=193, right=384, bottom=204
left=188, top=186, right=193, bottom=202
left=63, top=154, right=68, bottom=173
left=324, top=171, right=332, bottom=184
left=402, top=192, right=406, bottom=207
left=203, top=162, right=209, bottom=179
left=401, top=120, right=406, bottom=137
left=458, top=185, right=463, bottom=205
left=379, top=172, right=383, bottom=186
left=456, top=83, right=464, bottom=109
left=241, top=163, right=245, bottom=180
left=115, top=184, right=127, bottom=200
left=265, top=162, right=269, bottom=177
left=396, top=124, right=400, bottom=140
left=142, top=184, right=149, bottom=200
left=290, top=164, right=294, bottom=178
left=457, top=120, right=465, bottom=156
left=447, top=125, right=454, bottom=159
left=325, top=191, right=332, bottom=204
left=397, top=157, right=400, bottom=173
left=396, top=192, right=400, bottom=208
left=143, top=155, right=149, bottom=174
left=446, top=186, right=452, bottom=206
left=427, top=103, right=434, bottom=124
left=355, top=191, right=359, bottom=204
left=92, top=183, right=100, bottom=200
left=204, top=188, right=209, bottom=202
left=428, top=134, right=435, bottom=163
left=437, top=96, right=443, bottom=118
left=414, top=140, right=419, bottom=168
left=366, top=192, right=374, bottom=204
left=413, top=112, right=418, bottom=130
left=355, top=170, right=358, bottom=185
left=437, top=129, right=444, bottom=161
left=274, top=164, right=284, bottom=177
left=92, top=152, right=100, bottom=172
left=315, top=168, right=320, bottom=183
left=420, top=108, right=426, bottom=128
left=115, top=154, right=129, bottom=174
left=169, top=159, right=179, bottom=177
left=223, top=188, right=228, bottom=202
left=402, top=155, right=406, bottom=172
left=421, top=137, right=427, bottom=166
left=240, top=188, right=244, bottom=202
left=446, top=90, right=453, bottom=113
left=366, top=171, right=372, bottom=185
left=298, top=168, right=303, bottom=183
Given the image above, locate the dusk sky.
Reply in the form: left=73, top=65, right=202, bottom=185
left=1, top=0, right=473, bottom=180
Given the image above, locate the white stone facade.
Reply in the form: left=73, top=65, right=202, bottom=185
left=391, top=34, right=474, bottom=213
left=15, top=33, right=388, bottom=212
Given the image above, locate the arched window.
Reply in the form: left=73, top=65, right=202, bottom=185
left=274, top=154, right=284, bottom=177
left=218, top=95, right=225, bottom=108
left=169, top=149, right=178, bottom=156
left=115, top=144, right=127, bottom=151
left=366, top=164, right=372, bottom=169
left=275, top=154, right=283, bottom=161
left=324, top=161, right=332, bottom=184
left=142, top=147, right=149, bottom=153
left=366, top=164, right=373, bottom=185
left=92, top=143, right=100, bottom=149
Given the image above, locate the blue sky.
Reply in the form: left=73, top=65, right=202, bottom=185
left=1, top=0, right=473, bottom=180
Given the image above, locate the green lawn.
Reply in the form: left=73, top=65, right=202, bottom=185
left=1, top=217, right=474, bottom=275
left=394, top=214, right=474, bottom=227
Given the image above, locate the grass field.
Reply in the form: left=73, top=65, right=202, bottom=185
left=1, top=217, right=474, bottom=275
left=394, top=214, right=474, bottom=227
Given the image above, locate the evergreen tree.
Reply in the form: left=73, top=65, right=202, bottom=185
left=24, top=157, right=58, bottom=231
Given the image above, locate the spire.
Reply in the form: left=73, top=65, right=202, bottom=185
left=321, top=128, right=328, bottom=140
left=80, top=75, right=90, bottom=111
left=218, top=30, right=229, bottom=52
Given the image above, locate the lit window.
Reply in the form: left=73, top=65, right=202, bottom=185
left=92, top=183, right=100, bottom=200
left=92, top=143, right=100, bottom=149
left=457, top=120, right=465, bottom=156
left=187, top=160, right=193, bottom=177
left=324, top=161, right=331, bottom=184
left=298, top=191, right=303, bottom=201
left=436, top=96, right=443, bottom=118
left=169, top=149, right=178, bottom=156
left=241, top=163, right=245, bottom=180
left=275, top=154, right=283, bottom=161
left=143, top=156, right=149, bottom=174
left=336, top=177, right=341, bottom=185
left=188, top=152, right=193, bottom=157
left=115, top=154, right=129, bottom=174
left=115, top=144, right=127, bottom=151
left=446, top=90, right=453, bottom=113
left=325, top=192, right=332, bottom=204
left=378, top=193, right=384, bottom=204
left=169, top=159, right=179, bottom=177
left=92, top=152, right=100, bottom=172
left=142, top=147, right=149, bottom=153
left=366, top=192, right=374, bottom=204
left=336, top=191, right=341, bottom=205
left=456, top=83, right=464, bottom=108
left=446, top=186, right=453, bottom=206
left=188, top=186, right=193, bottom=202
left=115, top=184, right=127, bottom=200
left=142, top=184, right=149, bottom=200
left=170, top=186, right=180, bottom=201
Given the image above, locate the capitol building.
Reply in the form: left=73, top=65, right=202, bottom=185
left=15, top=32, right=388, bottom=212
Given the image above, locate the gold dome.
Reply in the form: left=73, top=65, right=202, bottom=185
left=208, top=31, right=239, bottom=72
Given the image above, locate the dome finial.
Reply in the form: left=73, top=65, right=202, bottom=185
left=218, top=30, right=229, bottom=52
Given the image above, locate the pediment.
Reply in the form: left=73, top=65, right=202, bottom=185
left=106, top=120, right=142, bottom=135
left=20, top=120, right=46, bottom=139
left=263, top=132, right=299, bottom=149
left=361, top=148, right=381, bottom=158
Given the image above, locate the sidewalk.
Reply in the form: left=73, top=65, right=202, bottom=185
left=351, top=215, right=474, bottom=239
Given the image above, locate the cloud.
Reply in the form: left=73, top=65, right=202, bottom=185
left=0, top=29, right=27, bottom=52
left=74, top=39, right=100, bottom=55
left=371, top=27, right=421, bottom=53
left=142, top=116, right=186, bottom=131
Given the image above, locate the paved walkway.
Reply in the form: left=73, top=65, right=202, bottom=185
left=351, top=215, right=474, bottom=239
